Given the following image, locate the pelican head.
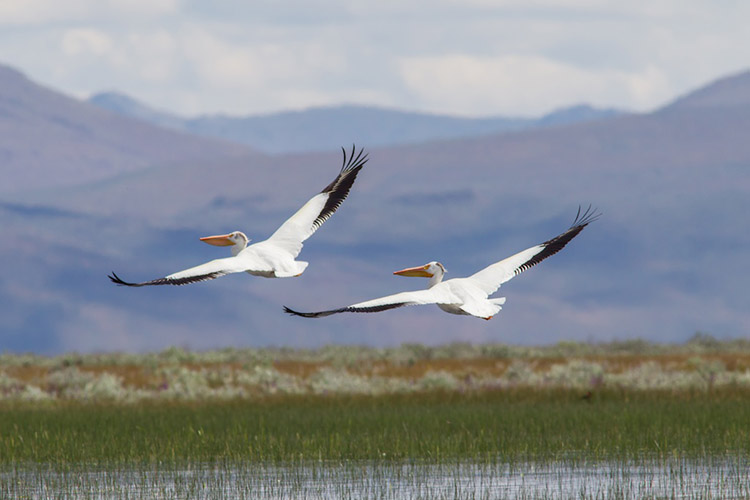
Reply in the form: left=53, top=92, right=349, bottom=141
left=393, top=261, right=446, bottom=287
left=199, top=231, right=250, bottom=256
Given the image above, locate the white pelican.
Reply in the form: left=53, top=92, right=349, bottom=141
left=284, top=206, right=599, bottom=320
left=109, top=145, right=368, bottom=286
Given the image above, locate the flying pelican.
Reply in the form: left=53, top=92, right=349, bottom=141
left=109, top=145, right=368, bottom=287
left=284, top=206, right=599, bottom=320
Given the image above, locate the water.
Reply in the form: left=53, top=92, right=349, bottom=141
left=3, top=457, right=748, bottom=499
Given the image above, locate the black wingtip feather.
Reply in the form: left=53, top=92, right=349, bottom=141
left=338, top=144, right=369, bottom=177
left=570, top=204, right=601, bottom=229
left=312, top=145, right=368, bottom=230
left=108, top=272, right=141, bottom=287
left=337, top=143, right=367, bottom=176
left=513, top=205, right=600, bottom=276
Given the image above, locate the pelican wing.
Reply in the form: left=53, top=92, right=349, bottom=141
left=267, top=145, right=367, bottom=258
left=109, top=256, right=249, bottom=287
left=284, top=288, right=448, bottom=318
left=469, top=206, right=600, bottom=295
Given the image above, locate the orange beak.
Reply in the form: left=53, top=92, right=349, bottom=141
left=199, top=234, right=235, bottom=246
left=393, top=264, right=433, bottom=278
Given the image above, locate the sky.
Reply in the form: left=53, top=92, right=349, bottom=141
left=1, top=1, right=749, bottom=118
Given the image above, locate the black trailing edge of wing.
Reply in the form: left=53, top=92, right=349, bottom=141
left=108, top=271, right=226, bottom=287
left=282, top=306, right=348, bottom=318
left=283, top=301, right=409, bottom=318
left=312, top=144, right=368, bottom=230
left=513, top=205, right=601, bottom=276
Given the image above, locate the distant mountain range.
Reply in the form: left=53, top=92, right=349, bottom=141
left=1, top=63, right=749, bottom=354
left=88, top=92, right=622, bottom=154
left=0, top=65, right=258, bottom=195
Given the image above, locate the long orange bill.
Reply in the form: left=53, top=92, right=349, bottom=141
left=393, top=265, right=433, bottom=277
left=199, top=234, right=235, bottom=246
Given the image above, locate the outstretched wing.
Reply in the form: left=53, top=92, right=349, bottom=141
left=284, top=288, right=445, bottom=318
left=469, top=205, right=600, bottom=296
left=109, top=256, right=248, bottom=287
left=267, top=145, right=368, bottom=258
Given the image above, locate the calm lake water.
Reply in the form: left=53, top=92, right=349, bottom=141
left=3, top=457, right=748, bottom=499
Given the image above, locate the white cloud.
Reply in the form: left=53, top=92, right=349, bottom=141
left=62, top=29, right=113, bottom=56
left=115, top=31, right=180, bottom=83
left=53, top=28, right=180, bottom=90
left=0, top=0, right=179, bottom=25
left=399, top=54, right=671, bottom=116
left=180, top=25, right=343, bottom=89
left=170, top=24, right=371, bottom=113
left=1, top=2, right=749, bottom=117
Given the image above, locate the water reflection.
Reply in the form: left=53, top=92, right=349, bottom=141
left=3, top=457, right=748, bottom=499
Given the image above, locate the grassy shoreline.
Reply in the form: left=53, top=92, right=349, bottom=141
left=2, top=337, right=750, bottom=403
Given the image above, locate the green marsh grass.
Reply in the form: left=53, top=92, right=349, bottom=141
left=2, top=388, right=749, bottom=464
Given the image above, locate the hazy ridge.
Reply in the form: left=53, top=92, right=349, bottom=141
left=88, top=91, right=621, bottom=154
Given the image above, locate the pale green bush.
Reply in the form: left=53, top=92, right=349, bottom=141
left=418, top=370, right=460, bottom=391
left=544, top=360, right=604, bottom=389
left=500, top=361, right=540, bottom=386
left=17, top=384, right=52, bottom=402
left=307, top=367, right=414, bottom=395
left=47, top=367, right=98, bottom=399
left=157, top=366, right=212, bottom=399
left=309, top=367, right=377, bottom=395
left=235, top=366, right=304, bottom=395
left=604, top=362, right=701, bottom=391
left=81, top=373, right=129, bottom=402
left=0, top=372, right=24, bottom=396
